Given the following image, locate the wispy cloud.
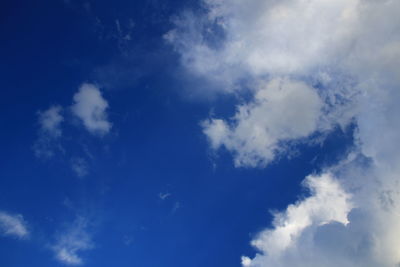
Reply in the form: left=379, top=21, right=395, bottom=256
left=0, top=211, right=29, bottom=239
left=70, top=157, right=89, bottom=178
left=52, top=216, right=94, bottom=265
left=38, top=105, right=64, bottom=137
left=33, top=105, right=64, bottom=159
left=158, top=192, right=171, bottom=200
left=171, top=201, right=181, bottom=214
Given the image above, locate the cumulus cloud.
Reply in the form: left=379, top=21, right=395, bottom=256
left=52, top=216, right=94, bottom=265
left=242, top=150, right=400, bottom=267
left=0, top=211, right=29, bottom=239
left=71, top=83, right=112, bottom=135
left=203, top=78, right=323, bottom=167
left=242, top=173, right=354, bottom=266
left=252, top=173, right=352, bottom=254
left=168, top=0, right=400, bottom=266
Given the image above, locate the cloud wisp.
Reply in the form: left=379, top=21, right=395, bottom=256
left=33, top=105, right=64, bottom=159
left=38, top=105, right=64, bottom=138
left=52, top=216, right=94, bottom=266
left=168, top=0, right=400, bottom=266
left=70, top=157, right=89, bottom=178
left=0, top=211, right=29, bottom=239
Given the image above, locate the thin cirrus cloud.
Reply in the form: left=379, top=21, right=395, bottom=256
left=0, top=211, right=29, bottom=239
left=167, top=0, right=400, bottom=266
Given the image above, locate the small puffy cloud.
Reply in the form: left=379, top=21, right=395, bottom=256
left=202, top=78, right=323, bottom=167
left=71, top=83, right=112, bottom=136
left=52, top=216, right=94, bottom=265
left=0, top=211, right=29, bottom=239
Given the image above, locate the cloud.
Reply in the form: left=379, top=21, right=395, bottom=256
left=166, top=0, right=363, bottom=166
left=243, top=173, right=354, bottom=266
left=166, top=0, right=360, bottom=82
left=52, top=216, right=94, bottom=265
left=242, top=150, right=400, bottom=267
left=0, top=211, right=29, bottom=239
left=202, top=78, right=323, bottom=167
left=159, top=192, right=171, bottom=200
left=252, top=173, right=352, bottom=254
left=71, top=83, right=112, bottom=136
left=38, top=105, right=64, bottom=137
left=171, top=201, right=181, bottom=214
left=70, top=157, right=89, bottom=177
left=168, top=0, right=400, bottom=266
left=33, top=105, right=64, bottom=159
left=33, top=83, right=113, bottom=177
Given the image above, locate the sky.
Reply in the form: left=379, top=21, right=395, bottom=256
left=1, top=0, right=400, bottom=266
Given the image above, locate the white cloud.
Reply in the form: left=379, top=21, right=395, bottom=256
left=0, top=211, right=29, bottom=239
left=71, top=83, right=112, bottom=136
left=244, top=173, right=353, bottom=266
left=38, top=105, right=64, bottom=137
left=166, top=0, right=365, bottom=165
left=243, top=152, right=400, bottom=267
left=165, top=0, right=360, bottom=92
left=203, top=78, right=323, bottom=167
left=52, top=216, right=94, bottom=266
left=241, top=256, right=252, bottom=267
left=168, top=0, right=400, bottom=266
left=159, top=192, right=171, bottom=200
left=252, top=173, right=352, bottom=255
left=33, top=105, right=64, bottom=159
left=70, top=157, right=89, bottom=178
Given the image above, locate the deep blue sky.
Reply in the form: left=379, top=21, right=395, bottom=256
left=0, top=1, right=353, bottom=266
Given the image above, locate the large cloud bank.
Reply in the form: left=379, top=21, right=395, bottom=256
left=167, top=0, right=400, bottom=266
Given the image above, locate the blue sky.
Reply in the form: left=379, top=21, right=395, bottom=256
left=1, top=1, right=400, bottom=267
